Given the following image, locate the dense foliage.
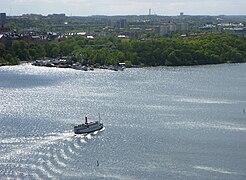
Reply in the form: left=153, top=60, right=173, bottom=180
left=1, top=33, right=246, bottom=66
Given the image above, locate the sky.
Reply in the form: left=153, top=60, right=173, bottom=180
left=0, top=0, right=246, bottom=16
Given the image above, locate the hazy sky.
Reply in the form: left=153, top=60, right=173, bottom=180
left=1, top=0, right=246, bottom=16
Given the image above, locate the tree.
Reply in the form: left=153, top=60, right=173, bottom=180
left=0, top=43, right=5, bottom=58
left=5, top=53, right=19, bottom=65
left=12, top=40, right=30, bottom=61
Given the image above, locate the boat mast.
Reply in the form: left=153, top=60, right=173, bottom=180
left=85, top=116, right=88, bottom=124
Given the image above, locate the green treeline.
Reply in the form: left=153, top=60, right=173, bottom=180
left=1, top=33, right=246, bottom=66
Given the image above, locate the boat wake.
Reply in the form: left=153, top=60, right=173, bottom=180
left=193, top=165, right=242, bottom=175
left=0, top=128, right=105, bottom=179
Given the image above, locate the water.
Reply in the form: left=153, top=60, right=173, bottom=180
left=0, top=63, right=246, bottom=179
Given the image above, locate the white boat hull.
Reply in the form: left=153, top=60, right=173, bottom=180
left=74, top=123, right=103, bottom=134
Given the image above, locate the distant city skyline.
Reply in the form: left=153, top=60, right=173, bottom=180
left=0, top=0, right=246, bottom=16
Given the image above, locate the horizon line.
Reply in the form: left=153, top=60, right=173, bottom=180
left=6, top=13, right=246, bottom=17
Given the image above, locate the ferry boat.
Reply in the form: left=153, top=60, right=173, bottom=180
left=74, top=116, right=103, bottom=134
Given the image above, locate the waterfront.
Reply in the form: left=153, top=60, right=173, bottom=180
left=0, top=63, right=246, bottom=179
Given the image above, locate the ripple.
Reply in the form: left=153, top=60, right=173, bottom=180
left=177, top=97, right=236, bottom=104
left=53, top=153, right=66, bottom=167
left=167, top=121, right=246, bottom=132
left=0, top=129, right=104, bottom=178
left=60, top=149, right=71, bottom=160
left=193, top=165, right=241, bottom=175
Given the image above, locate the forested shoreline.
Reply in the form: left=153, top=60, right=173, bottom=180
left=1, top=33, right=246, bottom=67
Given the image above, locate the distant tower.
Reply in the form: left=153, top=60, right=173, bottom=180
left=0, top=13, right=6, bottom=28
left=120, top=19, right=127, bottom=29
left=149, top=8, right=151, bottom=16
left=180, top=12, right=184, bottom=16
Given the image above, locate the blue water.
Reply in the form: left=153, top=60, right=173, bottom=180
left=0, top=63, right=246, bottom=179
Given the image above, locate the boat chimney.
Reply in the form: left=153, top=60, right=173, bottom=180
left=85, top=117, right=88, bottom=124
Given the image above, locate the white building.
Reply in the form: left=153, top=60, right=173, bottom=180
left=169, top=23, right=177, bottom=32
left=180, top=23, right=189, bottom=31
left=160, top=25, right=168, bottom=35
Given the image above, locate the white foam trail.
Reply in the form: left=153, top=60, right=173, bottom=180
left=73, top=133, right=87, bottom=137
left=193, top=166, right=240, bottom=175
left=0, top=128, right=103, bottom=161
left=53, top=153, right=66, bottom=167
left=29, top=173, right=41, bottom=180
left=67, top=146, right=75, bottom=154
left=46, top=161, right=63, bottom=174
left=38, top=164, right=54, bottom=179
left=85, top=134, right=92, bottom=139
left=93, top=131, right=98, bottom=135
left=19, top=163, right=53, bottom=179
left=45, top=131, right=75, bottom=140
left=0, top=131, right=75, bottom=160
left=59, top=149, right=71, bottom=160
left=178, top=97, right=235, bottom=104
left=80, top=139, right=87, bottom=143
left=73, top=141, right=81, bottom=149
